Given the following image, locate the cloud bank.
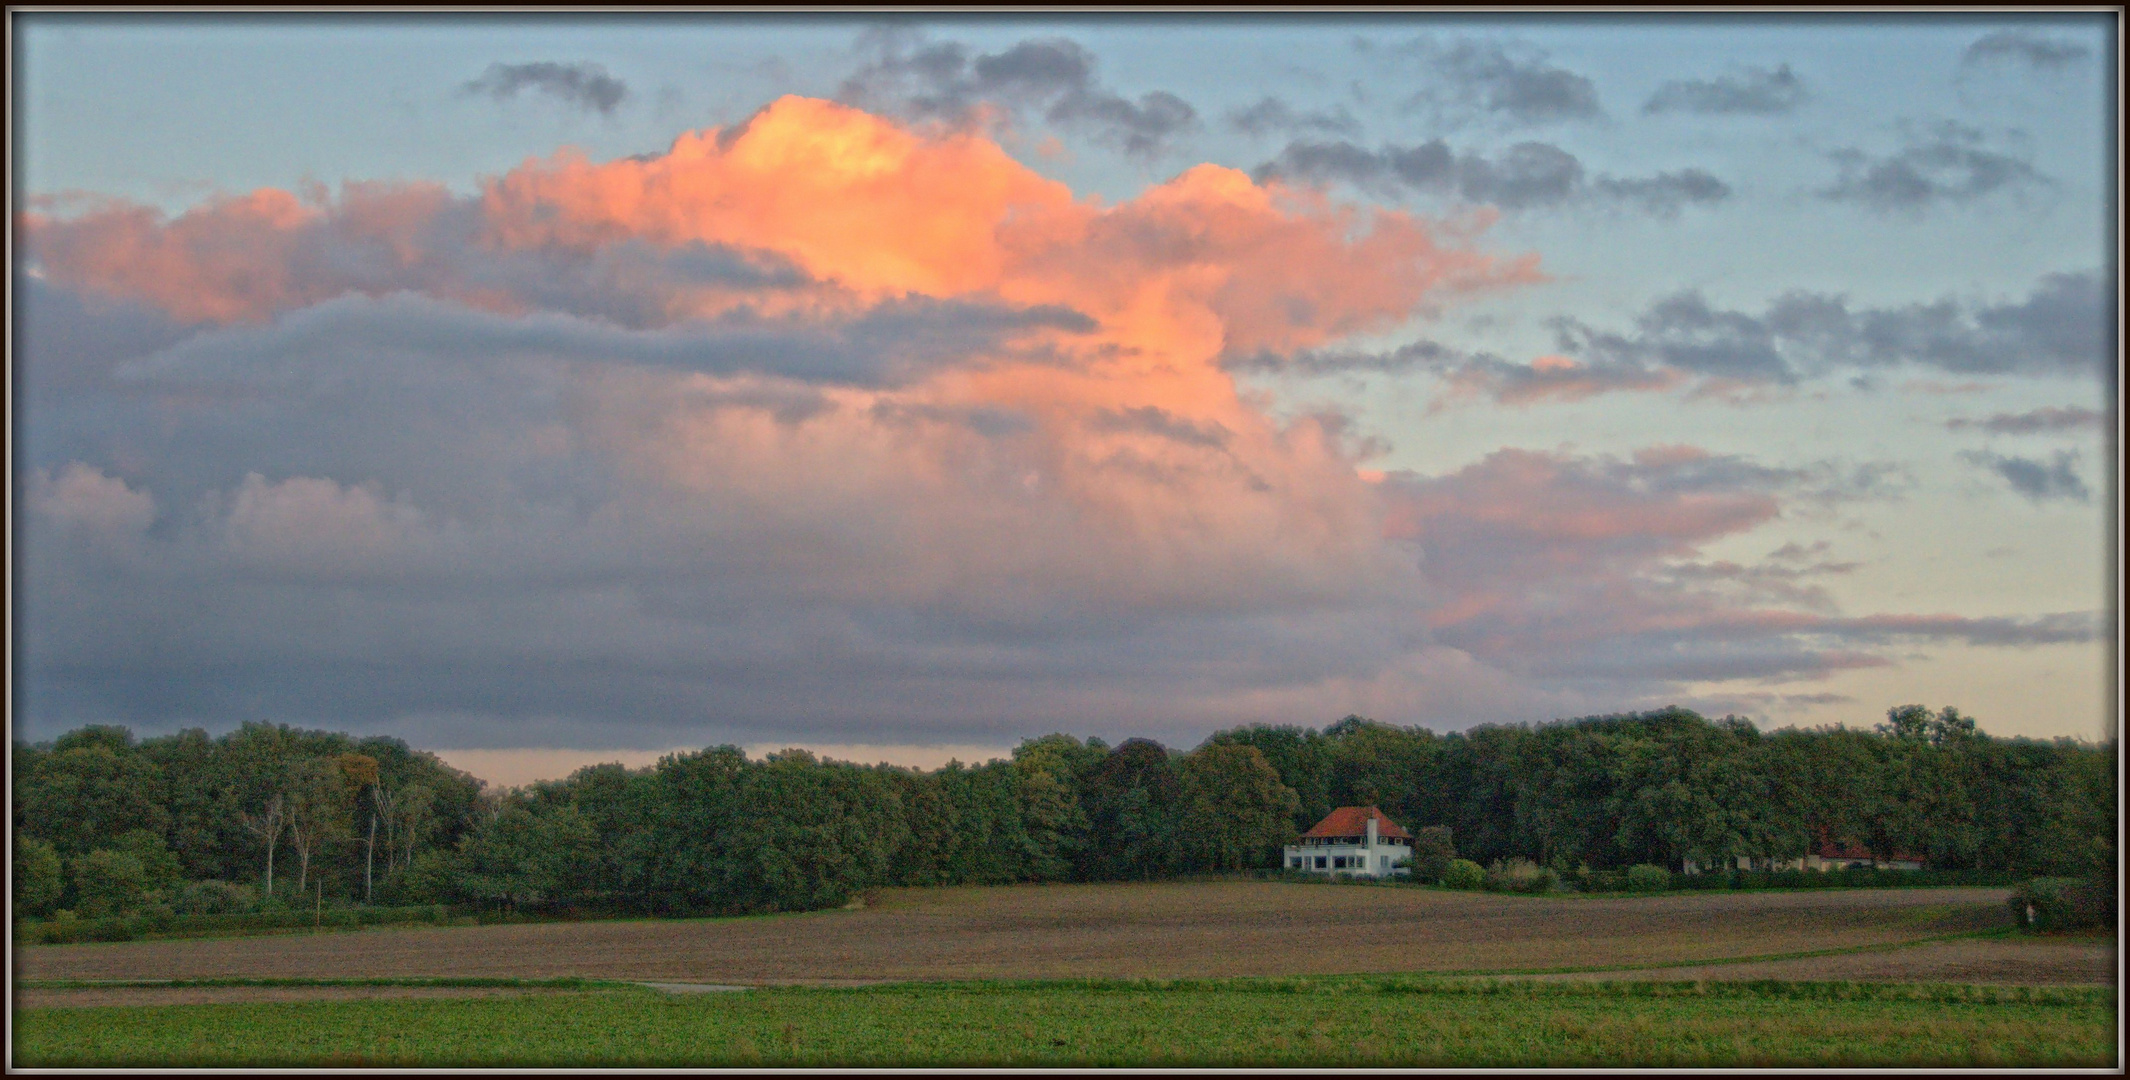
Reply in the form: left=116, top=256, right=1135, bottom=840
left=15, top=95, right=2099, bottom=749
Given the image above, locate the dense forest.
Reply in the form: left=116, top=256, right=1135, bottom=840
left=12, top=705, right=2116, bottom=921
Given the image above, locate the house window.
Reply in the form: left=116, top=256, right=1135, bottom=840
left=1314, top=856, right=1326, bottom=869
left=1289, top=857, right=1302, bottom=868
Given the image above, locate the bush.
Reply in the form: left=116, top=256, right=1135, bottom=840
left=1626, top=864, right=1671, bottom=892
left=1409, top=827, right=1456, bottom=883
left=14, top=837, right=64, bottom=917
left=69, top=849, right=151, bottom=916
left=1440, top=859, right=1484, bottom=890
left=2010, top=877, right=2116, bottom=931
left=1483, top=858, right=1558, bottom=894
left=171, top=880, right=257, bottom=916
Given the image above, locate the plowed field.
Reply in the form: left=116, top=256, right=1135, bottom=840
left=15, top=881, right=2043, bottom=986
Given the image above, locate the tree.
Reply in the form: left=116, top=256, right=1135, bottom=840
left=393, top=783, right=437, bottom=874
left=283, top=758, right=351, bottom=896
left=1177, top=744, right=1300, bottom=872
left=335, top=752, right=382, bottom=902
left=238, top=793, right=287, bottom=897
left=15, top=731, right=170, bottom=856
left=1081, top=739, right=1183, bottom=880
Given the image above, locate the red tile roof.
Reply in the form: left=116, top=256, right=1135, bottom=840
left=1299, top=806, right=1412, bottom=840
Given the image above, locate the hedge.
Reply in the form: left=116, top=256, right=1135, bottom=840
left=2008, top=877, right=2117, bottom=932
left=17, top=904, right=458, bottom=945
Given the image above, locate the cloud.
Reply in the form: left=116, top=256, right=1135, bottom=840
left=1377, top=38, right=1603, bottom=127
left=1373, top=446, right=2094, bottom=684
left=1436, top=270, right=2114, bottom=403
left=27, top=463, right=155, bottom=537
left=14, top=94, right=2095, bottom=749
left=1961, top=450, right=2092, bottom=503
left=838, top=32, right=1200, bottom=158
left=1255, top=138, right=1729, bottom=218
left=1642, top=64, right=1808, bottom=115
left=13, top=95, right=1539, bottom=745
left=1960, top=29, right=2091, bottom=72
left=1226, top=97, right=1362, bottom=138
left=1236, top=270, right=2112, bottom=406
left=1946, top=405, right=2110, bottom=434
left=1821, top=121, right=2048, bottom=212
left=463, top=61, right=629, bottom=115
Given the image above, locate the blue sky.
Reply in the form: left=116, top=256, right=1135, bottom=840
left=12, top=13, right=2116, bottom=786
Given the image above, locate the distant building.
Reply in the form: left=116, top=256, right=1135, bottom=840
left=1284, top=806, right=1412, bottom=878
left=1683, top=839, right=1927, bottom=875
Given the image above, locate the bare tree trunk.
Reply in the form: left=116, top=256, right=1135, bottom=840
left=365, top=813, right=377, bottom=903
left=240, top=794, right=286, bottom=898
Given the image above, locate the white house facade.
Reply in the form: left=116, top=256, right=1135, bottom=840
left=1283, top=805, right=1412, bottom=879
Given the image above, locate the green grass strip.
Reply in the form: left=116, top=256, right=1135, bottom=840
left=779, top=973, right=2108, bottom=1006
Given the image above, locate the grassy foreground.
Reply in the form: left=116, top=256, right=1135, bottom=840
left=13, top=977, right=2116, bottom=1068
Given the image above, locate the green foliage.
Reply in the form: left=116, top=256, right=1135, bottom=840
left=170, top=880, right=258, bottom=916
left=7, top=704, right=2117, bottom=924
left=1441, top=859, right=1485, bottom=890
left=1177, top=744, right=1300, bottom=872
left=1409, top=827, right=1455, bottom=882
left=1483, top=858, right=1559, bottom=894
left=68, top=849, right=151, bottom=917
left=14, top=835, right=65, bottom=916
left=1081, top=740, right=1184, bottom=881
left=2008, top=877, right=2116, bottom=932
left=1626, top=864, right=1672, bottom=892
left=19, top=903, right=457, bottom=945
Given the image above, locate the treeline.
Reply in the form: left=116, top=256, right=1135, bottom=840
left=12, top=706, right=2116, bottom=922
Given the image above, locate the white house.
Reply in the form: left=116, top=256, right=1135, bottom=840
left=1283, top=805, right=1412, bottom=879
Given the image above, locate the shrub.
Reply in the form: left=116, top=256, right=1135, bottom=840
left=171, top=880, right=257, bottom=916
left=1483, top=858, right=1557, bottom=894
left=69, top=849, right=150, bottom=917
left=1626, top=864, right=1671, bottom=892
left=2010, top=877, right=2116, bottom=931
left=1440, top=858, right=1484, bottom=890
left=1409, top=827, right=1456, bottom=883
left=14, top=837, right=64, bottom=917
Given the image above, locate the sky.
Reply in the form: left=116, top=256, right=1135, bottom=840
left=11, top=13, right=2119, bottom=789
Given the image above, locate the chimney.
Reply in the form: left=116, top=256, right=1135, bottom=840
left=1365, top=813, right=1378, bottom=848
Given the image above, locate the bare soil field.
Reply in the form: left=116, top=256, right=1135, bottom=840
left=14, top=881, right=2034, bottom=988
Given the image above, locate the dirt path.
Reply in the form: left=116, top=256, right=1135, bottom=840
left=15, top=881, right=2023, bottom=986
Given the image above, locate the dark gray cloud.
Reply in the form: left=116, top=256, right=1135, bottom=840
left=120, top=290, right=1095, bottom=391
left=463, top=61, right=629, bottom=115
left=838, top=31, right=1199, bottom=158
left=1961, top=29, right=2092, bottom=72
left=1946, top=405, right=2110, bottom=434
left=1821, top=121, right=2048, bottom=211
left=1961, top=450, right=2092, bottom=503
left=1236, top=270, right=2114, bottom=404
left=1643, top=64, right=1808, bottom=116
left=1254, top=139, right=1729, bottom=218
left=1225, top=97, right=1362, bottom=138
left=1547, top=269, right=2113, bottom=389
left=1381, top=38, right=1603, bottom=126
